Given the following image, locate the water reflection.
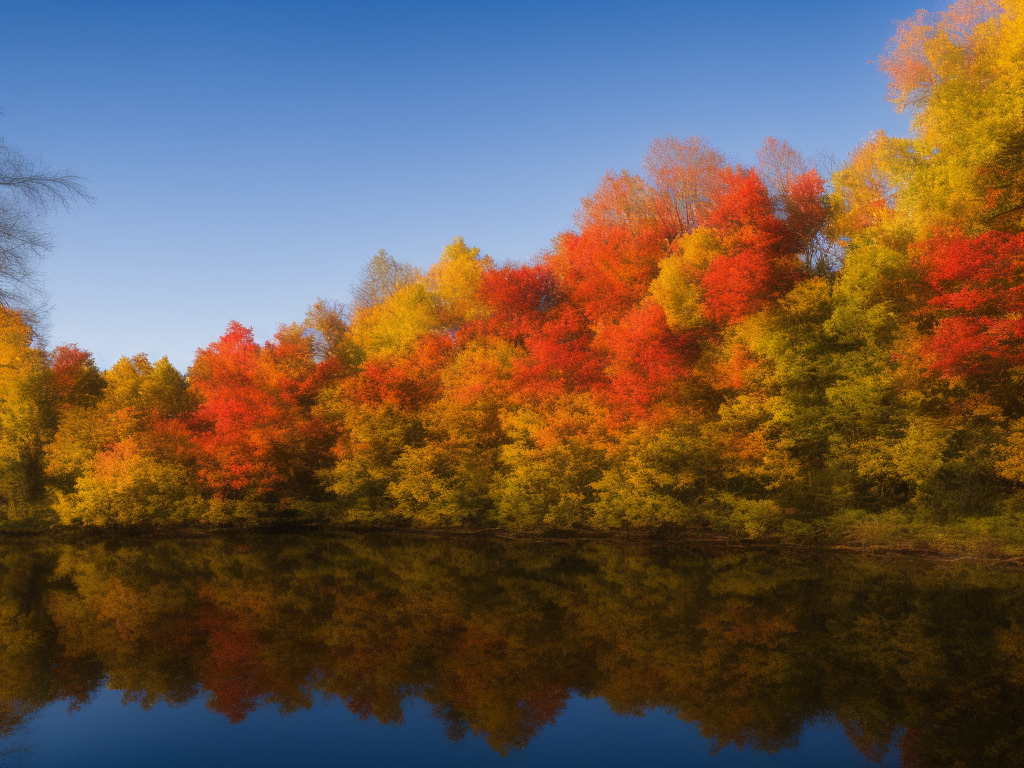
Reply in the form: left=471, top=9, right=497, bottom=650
left=0, top=535, right=1021, bottom=766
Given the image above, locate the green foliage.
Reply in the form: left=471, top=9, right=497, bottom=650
left=491, top=395, right=609, bottom=530
left=590, top=419, right=714, bottom=529
left=321, top=402, right=421, bottom=521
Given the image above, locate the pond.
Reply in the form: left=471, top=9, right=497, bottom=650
left=0, top=535, right=1019, bottom=767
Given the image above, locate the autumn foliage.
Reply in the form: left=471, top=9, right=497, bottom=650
left=920, top=232, right=1024, bottom=376
left=189, top=321, right=334, bottom=497
left=2, top=0, right=1024, bottom=542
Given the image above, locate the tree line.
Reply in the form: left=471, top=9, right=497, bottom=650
left=1, top=0, right=1023, bottom=547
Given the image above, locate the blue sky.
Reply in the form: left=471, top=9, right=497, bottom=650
left=0, top=0, right=939, bottom=370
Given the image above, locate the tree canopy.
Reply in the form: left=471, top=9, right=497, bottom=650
left=3, top=1, right=1024, bottom=552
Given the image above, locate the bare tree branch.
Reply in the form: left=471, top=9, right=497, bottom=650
left=350, top=249, right=418, bottom=316
left=0, top=133, right=92, bottom=316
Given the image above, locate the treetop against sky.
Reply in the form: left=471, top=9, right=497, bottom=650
left=0, top=0, right=927, bottom=370
left=1, top=0, right=1023, bottom=539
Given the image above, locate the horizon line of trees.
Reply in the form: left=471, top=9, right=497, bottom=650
left=1, top=0, right=1023, bottom=540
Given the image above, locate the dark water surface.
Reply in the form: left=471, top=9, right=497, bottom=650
left=0, top=535, right=1020, bottom=767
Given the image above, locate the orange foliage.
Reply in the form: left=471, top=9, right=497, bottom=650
left=198, top=604, right=269, bottom=724
left=513, top=304, right=605, bottom=399
left=598, top=303, right=697, bottom=418
left=49, top=344, right=103, bottom=411
left=358, top=333, right=454, bottom=410
left=478, top=263, right=559, bottom=342
left=879, top=0, right=1002, bottom=112
left=701, top=168, right=803, bottom=324
left=643, top=135, right=728, bottom=235
left=189, top=322, right=334, bottom=496
left=546, top=171, right=672, bottom=322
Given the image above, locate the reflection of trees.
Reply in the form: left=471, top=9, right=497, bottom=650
left=0, top=537, right=1022, bottom=765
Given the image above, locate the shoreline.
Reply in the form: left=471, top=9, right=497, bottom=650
left=2, top=521, right=1020, bottom=566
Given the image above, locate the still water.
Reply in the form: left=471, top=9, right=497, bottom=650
left=0, top=535, right=1019, bottom=767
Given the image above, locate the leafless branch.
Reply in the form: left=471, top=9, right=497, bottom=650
left=0, top=135, right=92, bottom=315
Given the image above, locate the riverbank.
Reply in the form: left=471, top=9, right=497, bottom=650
left=3, top=505, right=1023, bottom=565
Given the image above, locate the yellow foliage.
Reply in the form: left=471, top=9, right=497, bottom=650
left=891, top=417, right=953, bottom=486
left=387, top=440, right=495, bottom=527
left=591, top=419, right=713, bottom=529
left=44, top=353, right=196, bottom=525
left=429, top=339, right=518, bottom=442
left=876, top=1, right=1024, bottom=235
left=829, top=132, right=918, bottom=245
left=649, top=229, right=720, bottom=329
left=322, top=402, right=421, bottom=518
left=0, top=309, right=51, bottom=512
left=351, top=237, right=491, bottom=358
left=427, top=236, right=494, bottom=324
left=996, top=418, right=1024, bottom=482
left=53, top=437, right=204, bottom=527
left=491, top=395, right=610, bottom=529
left=351, top=282, right=439, bottom=358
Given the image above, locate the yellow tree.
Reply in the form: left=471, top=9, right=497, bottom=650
left=0, top=308, right=51, bottom=518
left=879, top=0, right=1024, bottom=235
left=46, top=354, right=202, bottom=526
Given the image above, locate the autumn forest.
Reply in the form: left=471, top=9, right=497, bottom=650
left=2, top=1, right=1024, bottom=552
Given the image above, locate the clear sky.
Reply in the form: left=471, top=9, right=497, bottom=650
left=0, top=0, right=940, bottom=370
